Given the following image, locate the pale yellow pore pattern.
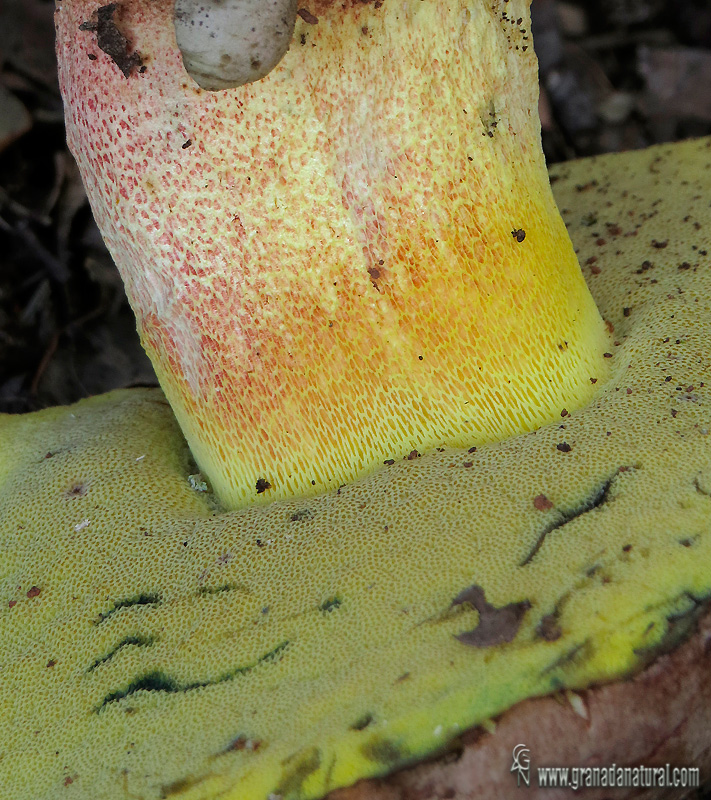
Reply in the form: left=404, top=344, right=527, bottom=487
left=1, top=139, right=711, bottom=799
left=56, top=0, right=609, bottom=509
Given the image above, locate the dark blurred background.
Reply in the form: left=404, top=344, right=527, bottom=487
left=1, top=0, right=711, bottom=414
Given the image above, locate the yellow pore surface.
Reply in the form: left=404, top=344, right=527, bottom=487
left=1, top=138, right=711, bottom=800
left=57, top=0, right=609, bottom=508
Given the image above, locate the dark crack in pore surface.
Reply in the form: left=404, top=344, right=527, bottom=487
left=95, top=593, right=161, bottom=624
left=361, top=737, right=405, bottom=766
left=95, top=641, right=290, bottom=712
left=520, top=468, right=634, bottom=566
left=87, top=634, right=155, bottom=672
left=275, top=747, right=321, bottom=798
left=634, top=594, right=711, bottom=666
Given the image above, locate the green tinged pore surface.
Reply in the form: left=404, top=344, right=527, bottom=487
left=1, top=138, right=711, bottom=799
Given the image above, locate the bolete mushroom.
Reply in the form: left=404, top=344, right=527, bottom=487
left=56, top=0, right=612, bottom=510
left=0, top=1, right=710, bottom=799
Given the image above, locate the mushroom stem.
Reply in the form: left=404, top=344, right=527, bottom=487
left=56, top=0, right=610, bottom=509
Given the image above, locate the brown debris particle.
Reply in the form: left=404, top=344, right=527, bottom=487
left=557, top=442, right=572, bottom=453
left=297, top=8, right=319, bottom=24
left=536, top=613, right=562, bottom=642
left=406, top=450, right=420, bottom=460
left=533, top=494, right=554, bottom=511
left=226, top=735, right=262, bottom=753
left=511, top=228, right=526, bottom=242
left=367, top=264, right=384, bottom=292
left=228, top=736, right=248, bottom=751
left=255, top=478, right=272, bottom=494
left=26, top=586, right=41, bottom=599
left=79, top=4, right=143, bottom=78
left=452, top=585, right=531, bottom=648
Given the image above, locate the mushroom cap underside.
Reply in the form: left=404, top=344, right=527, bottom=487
left=1, top=138, right=710, bottom=799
